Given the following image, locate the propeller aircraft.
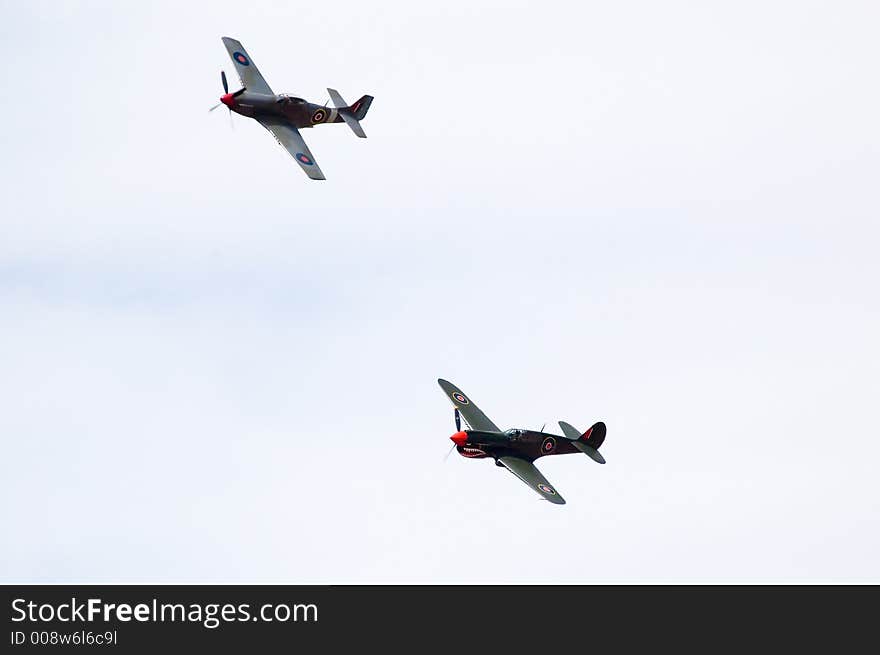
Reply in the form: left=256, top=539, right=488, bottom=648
left=438, top=379, right=607, bottom=505
left=210, top=37, right=373, bottom=180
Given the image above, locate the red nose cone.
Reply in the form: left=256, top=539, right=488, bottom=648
left=450, top=431, right=468, bottom=446
left=220, top=93, right=234, bottom=107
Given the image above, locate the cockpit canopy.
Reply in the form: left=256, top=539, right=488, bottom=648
left=276, top=94, right=305, bottom=104
left=504, top=429, right=525, bottom=439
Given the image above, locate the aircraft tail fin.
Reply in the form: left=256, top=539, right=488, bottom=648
left=580, top=421, right=606, bottom=449
left=559, top=420, right=607, bottom=464
left=327, top=89, right=372, bottom=138
left=347, top=94, right=373, bottom=121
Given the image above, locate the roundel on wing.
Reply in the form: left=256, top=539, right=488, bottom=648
left=537, top=483, right=556, bottom=495
left=295, top=152, right=314, bottom=166
left=452, top=392, right=469, bottom=405
left=233, top=51, right=250, bottom=66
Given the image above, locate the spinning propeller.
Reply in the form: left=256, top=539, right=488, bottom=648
left=443, top=408, right=462, bottom=462
left=209, top=70, right=246, bottom=124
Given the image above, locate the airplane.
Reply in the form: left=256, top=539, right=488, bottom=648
left=209, top=36, right=373, bottom=180
left=438, top=379, right=607, bottom=505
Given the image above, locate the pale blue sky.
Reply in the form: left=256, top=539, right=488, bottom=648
left=2, top=0, right=879, bottom=582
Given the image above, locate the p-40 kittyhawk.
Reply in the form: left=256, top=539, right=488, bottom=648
left=210, top=36, right=373, bottom=180
left=438, top=379, right=607, bottom=505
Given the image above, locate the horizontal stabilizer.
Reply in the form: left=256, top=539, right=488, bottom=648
left=560, top=420, right=606, bottom=448
left=572, top=440, right=606, bottom=464
left=340, top=112, right=367, bottom=138
left=327, top=87, right=368, bottom=138
left=558, top=421, right=581, bottom=440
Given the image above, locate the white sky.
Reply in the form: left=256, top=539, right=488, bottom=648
left=2, top=0, right=879, bottom=582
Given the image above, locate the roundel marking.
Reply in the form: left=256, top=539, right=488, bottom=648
left=452, top=392, right=469, bottom=405
left=538, top=483, right=556, bottom=495
left=295, top=152, right=314, bottom=166
left=541, top=436, right=557, bottom=453
left=233, top=51, right=250, bottom=66
left=312, top=109, right=326, bottom=123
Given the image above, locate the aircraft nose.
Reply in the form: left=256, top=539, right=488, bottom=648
left=220, top=93, right=234, bottom=107
left=450, top=431, right=468, bottom=446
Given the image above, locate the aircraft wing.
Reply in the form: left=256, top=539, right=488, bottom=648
left=256, top=117, right=326, bottom=180
left=437, top=379, right=500, bottom=432
left=497, top=456, right=566, bottom=505
left=221, top=37, right=273, bottom=95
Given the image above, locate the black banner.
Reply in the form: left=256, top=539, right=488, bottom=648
left=2, top=585, right=877, bottom=651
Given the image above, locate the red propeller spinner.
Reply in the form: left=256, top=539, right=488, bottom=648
left=450, top=431, right=468, bottom=446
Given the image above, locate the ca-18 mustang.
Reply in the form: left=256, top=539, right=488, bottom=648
left=438, top=379, right=607, bottom=505
left=210, top=36, right=373, bottom=180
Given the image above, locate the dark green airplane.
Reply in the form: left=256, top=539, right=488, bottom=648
left=209, top=37, right=373, bottom=180
left=438, top=379, right=607, bottom=505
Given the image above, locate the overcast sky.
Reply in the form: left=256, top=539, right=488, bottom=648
left=2, top=0, right=879, bottom=583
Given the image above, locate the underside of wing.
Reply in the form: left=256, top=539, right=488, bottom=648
left=437, top=379, right=500, bottom=433
left=221, top=37, right=273, bottom=95
left=497, top=456, right=565, bottom=504
left=256, top=117, right=326, bottom=180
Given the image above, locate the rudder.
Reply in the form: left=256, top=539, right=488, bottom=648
left=582, top=421, right=606, bottom=449
left=559, top=420, right=606, bottom=449
left=349, top=95, right=373, bottom=121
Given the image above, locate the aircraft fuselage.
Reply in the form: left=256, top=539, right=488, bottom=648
left=221, top=91, right=346, bottom=129
left=450, top=429, right=583, bottom=462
